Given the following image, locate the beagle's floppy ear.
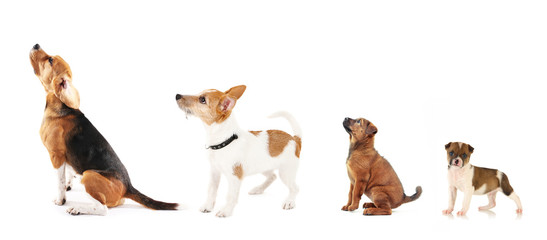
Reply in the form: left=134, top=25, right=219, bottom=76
left=365, top=122, right=378, bottom=135
left=52, top=75, right=80, bottom=109
left=225, top=85, right=246, bottom=100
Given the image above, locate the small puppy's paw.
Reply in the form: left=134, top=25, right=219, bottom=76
left=457, top=210, right=467, bottom=216
left=66, top=207, right=80, bottom=215
left=53, top=198, right=66, bottom=206
left=363, top=202, right=376, bottom=209
left=442, top=209, right=453, bottom=215
left=516, top=209, right=523, bottom=214
left=282, top=200, right=295, bottom=210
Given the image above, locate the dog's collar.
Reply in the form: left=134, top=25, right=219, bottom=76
left=207, top=134, right=238, bottom=150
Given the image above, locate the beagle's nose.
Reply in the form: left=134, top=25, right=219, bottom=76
left=176, top=94, right=183, bottom=100
left=33, top=44, right=40, bottom=50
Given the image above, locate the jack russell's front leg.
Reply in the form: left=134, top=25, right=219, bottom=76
left=216, top=176, right=242, bottom=218
left=458, top=186, right=474, bottom=216
left=200, top=169, right=220, bottom=213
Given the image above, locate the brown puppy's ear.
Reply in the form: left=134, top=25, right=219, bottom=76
left=225, top=85, right=246, bottom=100
left=468, top=144, right=474, bottom=153
left=365, top=123, right=377, bottom=135
left=445, top=142, right=452, bottom=149
left=53, top=75, right=80, bottom=109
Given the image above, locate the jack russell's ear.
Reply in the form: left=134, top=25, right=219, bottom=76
left=219, top=95, right=236, bottom=113
left=445, top=142, right=452, bottom=150
left=468, top=144, right=474, bottom=153
left=225, top=85, right=246, bottom=100
left=53, top=75, right=80, bottom=109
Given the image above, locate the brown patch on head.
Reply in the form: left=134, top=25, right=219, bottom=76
left=249, top=130, right=261, bottom=136
left=343, top=117, right=377, bottom=147
left=81, top=170, right=126, bottom=207
left=444, top=142, right=474, bottom=168
left=232, top=163, right=244, bottom=180
left=29, top=45, right=80, bottom=109
left=176, top=85, right=246, bottom=125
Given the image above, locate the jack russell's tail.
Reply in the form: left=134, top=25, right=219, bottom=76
left=269, top=111, right=302, bottom=138
left=402, top=186, right=422, bottom=204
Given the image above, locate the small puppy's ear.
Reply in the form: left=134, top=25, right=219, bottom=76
left=365, top=123, right=377, bottom=135
left=468, top=144, right=474, bottom=153
left=225, top=85, right=246, bottom=100
left=219, top=96, right=236, bottom=112
left=445, top=142, right=452, bottom=149
left=53, top=76, right=80, bottom=109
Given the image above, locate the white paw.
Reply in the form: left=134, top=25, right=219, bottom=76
left=53, top=198, right=66, bottom=206
left=215, top=207, right=233, bottom=218
left=282, top=200, right=295, bottom=210
left=248, top=187, right=265, bottom=195
left=199, top=203, right=214, bottom=213
left=66, top=207, right=80, bottom=215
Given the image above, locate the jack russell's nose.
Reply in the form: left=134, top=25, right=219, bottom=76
left=176, top=94, right=182, bottom=100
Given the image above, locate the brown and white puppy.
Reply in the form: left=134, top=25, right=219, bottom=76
left=30, top=44, right=178, bottom=215
left=341, top=117, right=422, bottom=215
left=443, top=142, right=523, bottom=215
left=176, top=86, right=302, bottom=217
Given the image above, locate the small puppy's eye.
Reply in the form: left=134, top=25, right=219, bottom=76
left=199, top=96, right=206, bottom=104
left=449, top=151, right=454, bottom=156
left=357, top=120, right=361, bottom=124
left=462, top=153, right=467, bottom=159
left=48, top=57, right=53, bottom=65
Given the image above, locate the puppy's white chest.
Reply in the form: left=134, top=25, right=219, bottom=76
left=447, top=166, right=473, bottom=191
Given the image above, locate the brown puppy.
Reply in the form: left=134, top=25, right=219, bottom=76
left=30, top=44, right=178, bottom=215
left=341, top=117, right=422, bottom=215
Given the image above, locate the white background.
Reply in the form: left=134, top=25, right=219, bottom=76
left=1, top=0, right=545, bottom=239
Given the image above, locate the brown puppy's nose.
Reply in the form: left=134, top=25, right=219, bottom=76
left=176, top=94, right=183, bottom=100
left=33, top=44, right=40, bottom=50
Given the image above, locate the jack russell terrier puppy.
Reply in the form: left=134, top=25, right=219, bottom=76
left=176, top=85, right=302, bottom=217
left=30, top=44, right=178, bottom=215
left=443, top=142, right=523, bottom=216
left=342, top=117, right=422, bottom=215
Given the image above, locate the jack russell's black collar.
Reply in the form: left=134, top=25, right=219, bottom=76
left=207, top=134, right=238, bottom=150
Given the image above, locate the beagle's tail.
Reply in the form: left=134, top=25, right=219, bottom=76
left=269, top=111, right=302, bottom=138
left=402, top=186, right=422, bottom=204
left=125, top=186, right=178, bottom=210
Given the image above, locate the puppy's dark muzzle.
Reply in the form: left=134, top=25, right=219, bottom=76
left=343, top=117, right=353, bottom=133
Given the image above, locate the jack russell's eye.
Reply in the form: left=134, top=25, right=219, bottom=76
left=199, top=96, right=206, bottom=104
left=462, top=153, right=467, bottom=159
left=449, top=151, right=454, bottom=156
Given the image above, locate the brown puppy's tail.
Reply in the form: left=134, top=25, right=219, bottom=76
left=402, top=186, right=422, bottom=204
left=125, top=186, right=178, bottom=210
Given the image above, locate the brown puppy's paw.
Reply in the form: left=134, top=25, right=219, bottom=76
left=363, top=208, right=392, bottom=215
left=363, top=202, right=376, bottom=208
left=341, top=205, right=350, bottom=211
left=346, top=204, right=359, bottom=211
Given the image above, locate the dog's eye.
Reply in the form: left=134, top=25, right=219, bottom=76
left=357, top=120, right=361, bottom=124
left=199, top=96, right=206, bottom=104
left=48, top=57, right=53, bottom=65
left=462, top=153, right=467, bottom=159
left=449, top=151, right=454, bottom=156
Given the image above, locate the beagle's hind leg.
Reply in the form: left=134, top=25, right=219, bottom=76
left=67, top=170, right=126, bottom=215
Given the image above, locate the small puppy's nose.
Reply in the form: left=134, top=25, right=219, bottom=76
left=33, top=44, right=40, bottom=50
left=176, top=94, right=183, bottom=100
